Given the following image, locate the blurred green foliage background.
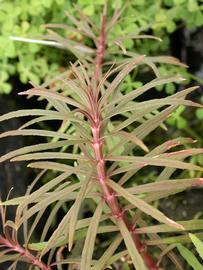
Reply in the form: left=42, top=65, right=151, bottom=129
left=1, top=0, right=203, bottom=93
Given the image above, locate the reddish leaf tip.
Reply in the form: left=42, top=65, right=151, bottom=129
left=166, top=218, right=185, bottom=230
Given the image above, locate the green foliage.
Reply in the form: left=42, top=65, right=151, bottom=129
left=1, top=0, right=203, bottom=94
left=177, top=234, right=203, bottom=270
left=177, top=243, right=203, bottom=270
left=0, top=3, right=203, bottom=270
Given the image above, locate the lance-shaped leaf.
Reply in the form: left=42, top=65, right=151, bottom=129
left=107, top=85, right=201, bottom=118
left=16, top=182, right=82, bottom=228
left=117, top=219, right=146, bottom=270
left=108, top=180, right=184, bottom=230
left=68, top=177, right=91, bottom=251
left=18, top=87, right=86, bottom=110
left=108, top=96, right=202, bottom=118
left=19, top=116, right=65, bottom=129
left=108, top=105, right=177, bottom=166
left=146, top=233, right=203, bottom=245
left=0, top=129, right=81, bottom=140
left=135, top=219, right=203, bottom=234
left=99, top=55, right=145, bottom=108
left=27, top=161, right=91, bottom=175
left=127, top=178, right=203, bottom=194
left=0, top=109, right=71, bottom=122
left=92, top=235, right=122, bottom=270
left=157, top=148, right=203, bottom=159
left=105, top=130, right=149, bottom=152
left=41, top=207, right=73, bottom=256
left=112, top=137, right=195, bottom=185
left=189, top=233, right=203, bottom=261
left=177, top=244, right=203, bottom=270
left=0, top=139, right=84, bottom=163
left=108, top=155, right=203, bottom=176
left=103, top=75, right=184, bottom=112
left=16, top=172, right=71, bottom=216
left=147, top=55, right=188, bottom=67
left=11, top=152, right=87, bottom=162
left=81, top=200, right=104, bottom=270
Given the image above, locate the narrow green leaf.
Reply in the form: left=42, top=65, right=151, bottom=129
left=27, top=161, right=90, bottom=174
left=81, top=200, right=104, bottom=270
left=112, top=131, right=149, bottom=152
left=0, top=109, right=65, bottom=122
left=147, top=56, right=188, bottom=68
left=0, top=139, right=84, bottom=163
left=19, top=87, right=86, bottom=110
left=135, top=220, right=203, bottom=234
left=177, top=244, right=203, bottom=270
left=16, top=182, right=81, bottom=228
left=108, top=96, right=202, bottom=118
left=189, top=233, right=203, bottom=261
left=106, top=250, right=128, bottom=267
left=146, top=233, right=203, bottom=245
left=69, top=177, right=91, bottom=251
left=0, top=129, right=81, bottom=140
left=99, top=55, right=145, bottom=108
left=41, top=207, right=73, bottom=256
left=127, top=178, right=203, bottom=194
left=103, top=75, right=184, bottom=112
left=108, top=180, right=184, bottom=230
left=117, top=219, right=146, bottom=270
left=11, top=152, right=87, bottom=162
left=158, top=148, right=203, bottom=159
left=108, top=156, right=203, bottom=175
left=92, top=235, right=122, bottom=270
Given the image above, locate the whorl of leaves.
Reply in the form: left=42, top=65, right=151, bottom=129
left=0, top=4, right=203, bottom=270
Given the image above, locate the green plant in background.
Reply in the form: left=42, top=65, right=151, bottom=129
left=1, top=0, right=203, bottom=94
left=0, top=4, right=203, bottom=270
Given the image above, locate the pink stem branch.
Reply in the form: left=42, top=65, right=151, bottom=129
left=0, top=235, right=51, bottom=270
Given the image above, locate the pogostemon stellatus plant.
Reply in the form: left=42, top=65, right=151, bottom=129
left=0, top=4, right=203, bottom=270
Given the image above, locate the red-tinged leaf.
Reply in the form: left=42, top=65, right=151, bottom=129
left=0, top=129, right=81, bottom=140
left=81, top=200, right=104, bottom=270
left=68, top=177, right=91, bottom=251
left=147, top=55, right=188, bottom=68
left=0, top=109, right=66, bottom=122
left=135, top=219, right=203, bottom=234
left=146, top=233, right=203, bottom=246
left=108, top=97, right=202, bottom=118
left=99, top=55, right=145, bottom=108
left=117, top=219, right=146, bottom=270
left=108, top=180, right=184, bottom=230
left=11, top=152, right=87, bottom=162
left=0, top=139, right=84, bottom=163
left=107, top=155, right=203, bottom=174
left=103, top=76, right=184, bottom=112
left=107, top=130, right=149, bottom=152
left=18, top=88, right=86, bottom=110
left=16, top=182, right=82, bottom=229
left=126, top=178, right=203, bottom=194
left=156, top=148, right=203, bottom=159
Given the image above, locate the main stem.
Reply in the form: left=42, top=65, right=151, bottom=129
left=91, top=12, right=160, bottom=270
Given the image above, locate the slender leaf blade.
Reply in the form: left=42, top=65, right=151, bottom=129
left=81, top=200, right=104, bottom=270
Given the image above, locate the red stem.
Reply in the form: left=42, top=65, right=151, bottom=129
left=95, top=11, right=106, bottom=83
left=91, top=12, right=161, bottom=270
left=0, top=235, right=51, bottom=270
